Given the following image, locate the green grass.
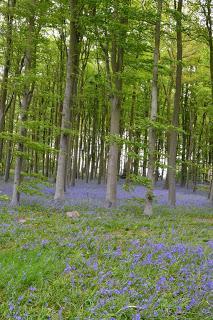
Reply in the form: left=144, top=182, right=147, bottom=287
left=0, top=204, right=212, bottom=319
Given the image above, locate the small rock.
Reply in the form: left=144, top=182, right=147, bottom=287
left=18, top=218, right=27, bottom=224
left=66, top=211, right=80, bottom=218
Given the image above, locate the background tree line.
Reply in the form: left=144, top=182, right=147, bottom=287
left=0, top=0, right=212, bottom=211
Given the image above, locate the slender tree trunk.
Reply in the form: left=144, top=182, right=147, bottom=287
left=10, top=7, right=36, bottom=206
left=77, top=116, right=84, bottom=179
left=144, top=0, right=163, bottom=216
left=126, top=88, right=136, bottom=179
left=90, top=90, right=98, bottom=180
left=105, top=3, right=129, bottom=207
left=168, top=0, right=183, bottom=207
left=186, top=111, right=197, bottom=188
left=142, top=130, right=148, bottom=177
left=86, top=117, right=91, bottom=183
left=202, top=0, right=213, bottom=201
left=71, top=115, right=80, bottom=186
left=54, top=38, right=72, bottom=198
left=82, top=118, right=87, bottom=180
left=106, top=95, right=121, bottom=206
left=180, top=84, right=189, bottom=187
left=133, top=130, right=140, bottom=175
left=0, top=0, right=16, bottom=165
left=54, top=56, right=72, bottom=198
left=4, top=93, right=16, bottom=182
left=193, top=112, right=206, bottom=192
left=155, top=137, right=162, bottom=182
left=163, top=50, right=175, bottom=189
left=209, top=179, right=213, bottom=201
left=54, top=0, right=80, bottom=200
left=105, top=37, right=124, bottom=206
left=98, top=104, right=106, bottom=184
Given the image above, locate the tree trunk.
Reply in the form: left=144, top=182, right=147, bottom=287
left=202, top=0, right=213, bottom=201
left=126, top=88, right=136, bottom=179
left=193, top=112, right=206, bottom=192
left=180, top=84, right=189, bottom=187
left=10, top=7, right=36, bottom=206
left=71, top=115, right=80, bottom=186
left=4, top=93, right=16, bottom=182
left=54, top=0, right=80, bottom=200
left=144, top=0, right=163, bottom=216
left=168, top=0, right=183, bottom=207
left=163, top=49, right=175, bottom=189
left=106, top=95, right=121, bottom=207
left=186, top=111, right=197, bottom=189
left=90, top=91, right=98, bottom=180
left=105, top=3, right=128, bottom=207
left=98, top=104, right=106, bottom=184
left=0, top=0, right=16, bottom=166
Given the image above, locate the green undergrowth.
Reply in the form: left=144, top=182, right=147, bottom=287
left=0, top=204, right=212, bottom=319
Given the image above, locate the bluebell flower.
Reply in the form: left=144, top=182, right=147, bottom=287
left=41, top=239, right=49, bottom=246
left=9, top=303, right=15, bottom=311
left=29, top=286, right=36, bottom=292
left=18, top=296, right=24, bottom=302
left=132, top=313, right=140, bottom=320
left=93, top=261, right=98, bottom=271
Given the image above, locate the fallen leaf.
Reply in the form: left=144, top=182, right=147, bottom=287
left=66, top=211, right=80, bottom=218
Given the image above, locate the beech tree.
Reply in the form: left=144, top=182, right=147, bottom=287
left=168, top=0, right=183, bottom=207
left=54, top=0, right=81, bottom=201
left=11, top=0, right=37, bottom=206
left=144, top=0, right=163, bottom=216
left=0, top=0, right=16, bottom=165
left=201, top=0, right=213, bottom=201
left=105, top=0, right=129, bottom=207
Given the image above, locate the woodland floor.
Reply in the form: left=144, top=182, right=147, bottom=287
left=0, top=180, right=212, bottom=319
left=0, top=179, right=212, bottom=209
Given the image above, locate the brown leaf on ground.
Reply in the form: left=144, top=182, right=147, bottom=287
left=66, top=211, right=80, bottom=218
left=17, top=218, right=27, bottom=224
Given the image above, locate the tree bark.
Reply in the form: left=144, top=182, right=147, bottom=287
left=0, top=0, right=16, bottom=165
left=144, top=0, right=163, bottom=216
left=168, top=0, right=183, bottom=207
left=126, top=88, right=136, bottom=179
left=4, top=93, right=16, bottom=182
left=54, top=0, right=80, bottom=200
left=193, top=112, right=206, bottom=192
left=180, top=84, right=189, bottom=187
left=106, top=95, right=121, bottom=207
left=98, top=103, right=106, bottom=184
left=202, top=0, right=213, bottom=201
left=105, top=3, right=129, bottom=207
left=10, top=5, right=36, bottom=206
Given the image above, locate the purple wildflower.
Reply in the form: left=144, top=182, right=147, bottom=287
left=132, top=313, right=141, bottom=320
left=93, top=261, right=98, bottom=271
left=9, top=303, right=15, bottom=311
left=64, top=263, right=72, bottom=274
left=58, top=307, right=63, bottom=319
left=29, top=286, right=36, bottom=292
left=207, top=240, right=213, bottom=249
left=18, top=296, right=24, bottom=302
left=41, top=239, right=49, bottom=246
